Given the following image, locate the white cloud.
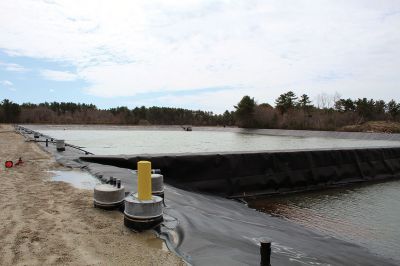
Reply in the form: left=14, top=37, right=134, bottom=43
left=1, top=79, right=16, bottom=91
left=0, top=61, right=28, bottom=72
left=0, top=0, right=400, bottom=111
left=0, top=80, right=13, bottom=86
left=40, top=69, right=78, bottom=81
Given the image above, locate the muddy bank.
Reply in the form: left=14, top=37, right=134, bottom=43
left=0, top=124, right=183, bottom=265
left=341, top=121, right=400, bottom=134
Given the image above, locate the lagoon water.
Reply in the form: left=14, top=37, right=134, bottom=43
left=33, top=125, right=400, bottom=263
left=248, top=181, right=400, bottom=263
left=50, top=170, right=100, bottom=189
left=33, top=126, right=400, bottom=155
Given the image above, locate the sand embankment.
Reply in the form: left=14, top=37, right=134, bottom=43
left=0, top=124, right=183, bottom=265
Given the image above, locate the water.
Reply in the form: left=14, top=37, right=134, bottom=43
left=36, top=127, right=400, bottom=155
left=247, top=180, right=400, bottom=262
left=50, top=170, right=100, bottom=189
left=36, top=126, right=400, bottom=262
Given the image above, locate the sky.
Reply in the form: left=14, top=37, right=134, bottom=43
left=0, top=0, right=399, bottom=113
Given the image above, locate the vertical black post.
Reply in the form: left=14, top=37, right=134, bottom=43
left=46, top=139, right=48, bottom=147
left=109, top=176, right=113, bottom=185
left=117, top=179, right=121, bottom=188
left=260, top=238, right=271, bottom=266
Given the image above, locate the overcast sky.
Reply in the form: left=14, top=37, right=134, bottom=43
left=0, top=0, right=399, bottom=113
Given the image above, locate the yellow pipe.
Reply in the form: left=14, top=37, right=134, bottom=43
left=137, top=161, right=152, bottom=200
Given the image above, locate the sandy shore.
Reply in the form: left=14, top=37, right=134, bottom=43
left=0, top=124, right=184, bottom=265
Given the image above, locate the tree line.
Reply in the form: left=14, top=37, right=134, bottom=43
left=0, top=99, right=235, bottom=126
left=1, top=91, right=399, bottom=131
left=234, top=91, right=400, bottom=130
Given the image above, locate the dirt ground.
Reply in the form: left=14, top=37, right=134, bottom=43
left=0, top=124, right=184, bottom=265
left=340, top=120, right=400, bottom=133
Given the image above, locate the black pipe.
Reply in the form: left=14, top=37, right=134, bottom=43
left=260, top=239, right=271, bottom=266
left=117, top=179, right=121, bottom=188
left=46, top=139, right=48, bottom=147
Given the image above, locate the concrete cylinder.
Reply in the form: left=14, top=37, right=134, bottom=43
left=56, top=140, right=65, bottom=151
left=151, top=174, right=164, bottom=196
left=124, top=194, right=163, bottom=231
left=94, top=184, right=125, bottom=210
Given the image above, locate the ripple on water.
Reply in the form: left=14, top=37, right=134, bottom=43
left=247, top=180, right=400, bottom=263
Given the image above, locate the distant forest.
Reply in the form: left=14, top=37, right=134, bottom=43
left=0, top=99, right=234, bottom=126
left=234, top=91, right=400, bottom=131
left=1, top=91, right=400, bottom=131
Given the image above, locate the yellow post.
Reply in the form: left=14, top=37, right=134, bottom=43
left=137, top=161, right=152, bottom=200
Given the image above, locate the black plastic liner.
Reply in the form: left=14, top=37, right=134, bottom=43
left=83, top=162, right=398, bottom=266
left=80, top=147, right=400, bottom=197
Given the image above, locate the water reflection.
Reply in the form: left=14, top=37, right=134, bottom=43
left=247, top=180, right=400, bottom=262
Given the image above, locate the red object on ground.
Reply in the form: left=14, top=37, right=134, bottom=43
left=5, top=161, right=13, bottom=168
left=15, top=158, right=23, bottom=166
